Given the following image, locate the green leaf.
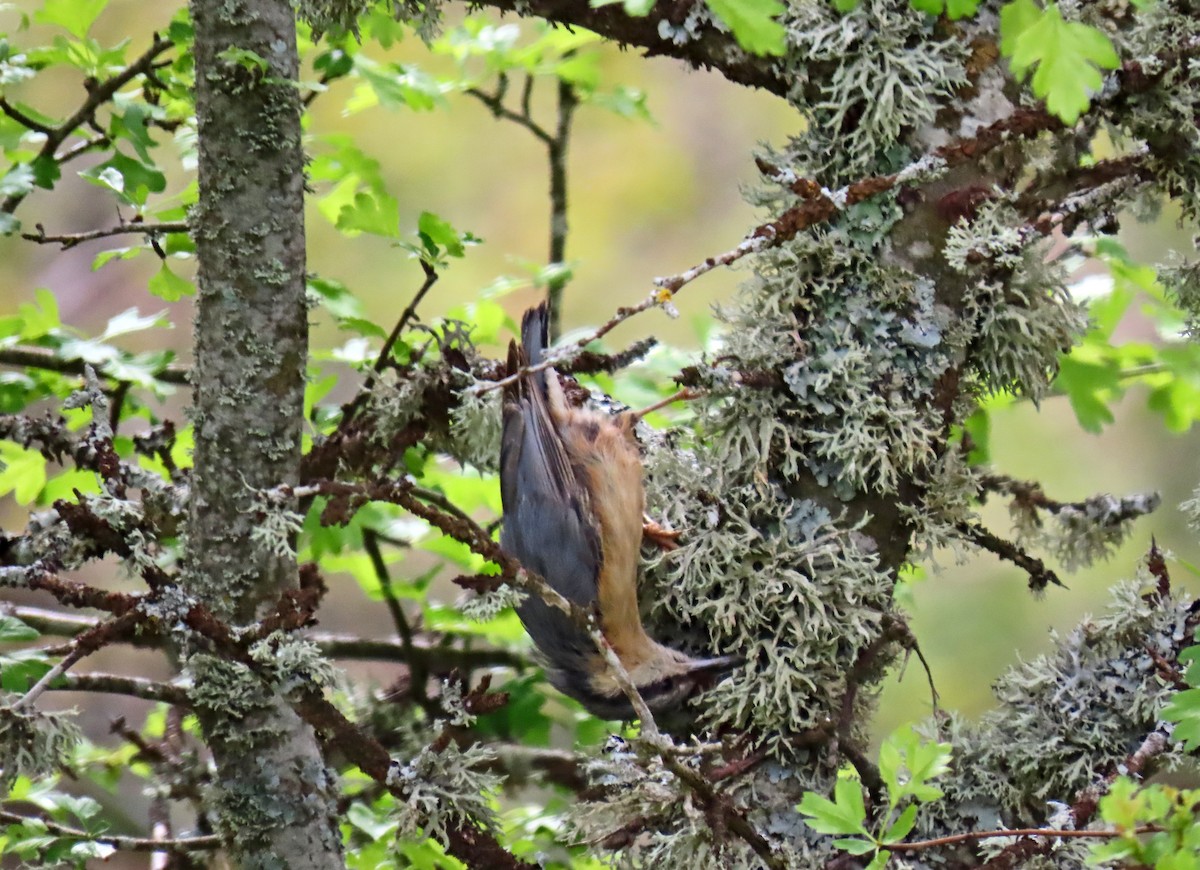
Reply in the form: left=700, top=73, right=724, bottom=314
left=705, top=0, right=787, bottom=55
left=833, top=838, right=877, bottom=855
left=865, top=852, right=892, bottom=870
left=34, top=0, right=109, bottom=39
left=1163, top=688, right=1200, bottom=752
left=81, top=151, right=167, bottom=206
left=336, top=191, right=400, bottom=238
left=1001, top=2, right=1119, bottom=124
left=945, top=0, right=981, bottom=17
left=417, top=210, right=468, bottom=258
left=999, top=0, right=1040, bottom=55
left=147, top=263, right=195, bottom=301
left=0, top=615, right=39, bottom=643
left=18, top=288, right=61, bottom=340
left=882, top=804, right=919, bottom=843
left=1054, top=354, right=1121, bottom=432
left=0, top=441, right=47, bottom=504
left=798, top=778, right=870, bottom=836
left=908, top=0, right=979, bottom=18
left=0, top=649, right=52, bottom=692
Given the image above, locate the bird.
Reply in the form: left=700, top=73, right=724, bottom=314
left=499, top=303, right=739, bottom=720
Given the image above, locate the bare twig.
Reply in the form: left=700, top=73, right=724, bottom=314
left=0, top=810, right=220, bottom=853
left=0, top=345, right=189, bottom=384
left=890, top=824, right=1162, bottom=853
left=957, top=521, right=1063, bottom=591
left=20, top=221, right=189, bottom=250
left=545, top=76, right=577, bottom=341
left=473, top=289, right=670, bottom=396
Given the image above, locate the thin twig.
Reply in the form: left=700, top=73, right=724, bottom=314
left=0, top=97, right=54, bottom=134
left=473, top=290, right=669, bottom=396
left=0, top=345, right=189, bottom=384
left=340, top=262, right=438, bottom=428
left=889, top=824, right=1162, bottom=853
left=0, top=810, right=220, bottom=853
left=21, top=221, right=189, bottom=250
left=2, top=33, right=174, bottom=215
left=545, top=76, right=577, bottom=341
left=56, top=672, right=191, bottom=706
left=11, top=647, right=86, bottom=711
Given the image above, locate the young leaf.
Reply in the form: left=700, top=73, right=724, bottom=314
left=0, top=440, right=47, bottom=504
left=34, top=0, right=110, bottom=39
left=798, top=778, right=870, bottom=836
left=148, top=263, right=196, bottom=301
left=1000, top=1, right=1118, bottom=124
left=705, top=0, right=787, bottom=56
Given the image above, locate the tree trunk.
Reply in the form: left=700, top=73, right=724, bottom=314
left=187, top=0, right=343, bottom=865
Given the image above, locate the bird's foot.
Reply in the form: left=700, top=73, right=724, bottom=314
left=642, top=518, right=682, bottom=551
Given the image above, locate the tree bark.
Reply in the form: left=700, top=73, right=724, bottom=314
left=187, top=0, right=343, bottom=865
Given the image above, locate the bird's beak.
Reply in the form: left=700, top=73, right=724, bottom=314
left=687, top=654, right=744, bottom=675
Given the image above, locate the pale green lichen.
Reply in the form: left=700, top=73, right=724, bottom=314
left=248, top=633, right=338, bottom=694
left=1009, top=491, right=1161, bottom=572
left=443, top=378, right=502, bottom=472
left=386, top=740, right=501, bottom=841
left=0, top=703, right=80, bottom=790
left=459, top=581, right=523, bottom=623
left=773, top=0, right=968, bottom=181
left=910, top=576, right=1190, bottom=846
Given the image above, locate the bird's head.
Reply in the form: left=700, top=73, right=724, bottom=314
left=574, top=642, right=742, bottom=720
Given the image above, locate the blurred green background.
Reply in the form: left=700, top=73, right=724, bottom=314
left=1, top=0, right=1198, bottom=758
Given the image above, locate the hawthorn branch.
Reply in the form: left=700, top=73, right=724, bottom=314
left=0, top=345, right=189, bottom=384
left=2, top=33, right=174, bottom=215
left=889, top=824, right=1163, bottom=854
left=956, top=521, right=1062, bottom=591
left=21, top=220, right=189, bottom=250
left=0, top=810, right=220, bottom=853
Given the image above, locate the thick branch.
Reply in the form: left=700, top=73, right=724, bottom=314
left=476, top=0, right=788, bottom=97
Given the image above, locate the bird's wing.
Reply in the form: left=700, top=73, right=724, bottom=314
left=499, top=308, right=601, bottom=607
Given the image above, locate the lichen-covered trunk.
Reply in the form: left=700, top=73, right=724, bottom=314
left=186, top=0, right=342, bottom=865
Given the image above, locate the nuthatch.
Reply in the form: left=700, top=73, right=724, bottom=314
left=500, top=304, right=739, bottom=720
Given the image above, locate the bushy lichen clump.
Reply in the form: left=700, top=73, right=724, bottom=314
left=0, top=703, right=80, bottom=790
left=1114, top=0, right=1200, bottom=221
left=943, top=202, right=1089, bottom=399
left=774, top=0, right=969, bottom=182
left=904, top=575, right=1191, bottom=863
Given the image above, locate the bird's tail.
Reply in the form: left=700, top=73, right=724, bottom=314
left=520, top=302, right=549, bottom=387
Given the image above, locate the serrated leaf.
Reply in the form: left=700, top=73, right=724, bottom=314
left=705, top=0, right=787, bottom=56
left=798, top=780, right=869, bottom=836
left=336, top=191, right=400, bottom=238
left=34, top=0, right=109, bottom=38
left=833, top=838, right=877, bottom=855
left=1002, top=2, right=1119, bottom=124
left=882, top=804, right=919, bottom=843
left=147, top=263, right=195, bottom=301
left=0, top=440, right=46, bottom=504
left=418, top=210, right=466, bottom=257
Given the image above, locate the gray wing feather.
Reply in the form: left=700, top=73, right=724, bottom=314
left=500, top=305, right=602, bottom=674
left=500, top=306, right=605, bottom=694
